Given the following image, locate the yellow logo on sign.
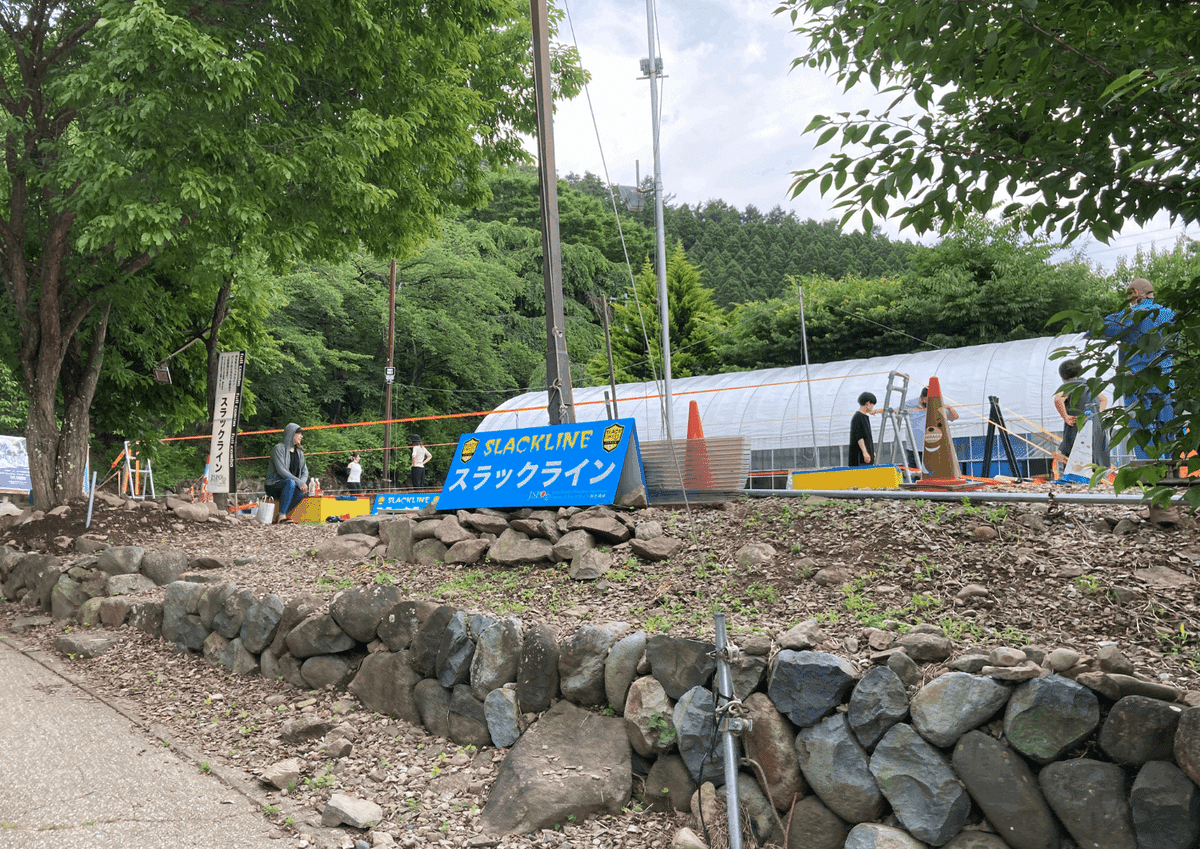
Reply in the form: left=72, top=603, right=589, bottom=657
left=602, top=423, right=625, bottom=453
left=460, top=438, right=479, bottom=463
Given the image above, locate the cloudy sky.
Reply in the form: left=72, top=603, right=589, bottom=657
left=538, top=0, right=1190, bottom=270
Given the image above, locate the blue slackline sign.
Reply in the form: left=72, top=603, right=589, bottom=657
left=436, top=419, right=646, bottom=510
left=373, top=492, right=438, bottom=513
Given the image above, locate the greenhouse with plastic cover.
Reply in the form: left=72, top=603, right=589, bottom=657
left=478, top=334, right=1114, bottom=491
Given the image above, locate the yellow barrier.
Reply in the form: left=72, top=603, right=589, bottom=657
left=790, top=466, right=903, bottom=491
left=290, top=495, right=374, bottom=524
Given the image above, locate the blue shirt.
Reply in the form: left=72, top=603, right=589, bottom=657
left=1103, top=297, right=1175, bottom=377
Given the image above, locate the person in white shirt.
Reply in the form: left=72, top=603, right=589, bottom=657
left=346, top=452, right=363, bottom=493
left=409, top=435, right=432, bottom=488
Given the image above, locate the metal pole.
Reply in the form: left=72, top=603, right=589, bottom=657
left=383, top=259, right=396, bottom=486
left=644, top=0, right=672, bottom=438
left=602, top=298, right=619, bottom=418
left=530, top=0, right=575, bottom=425
left=798, top=282, right=820, bottom=468
left=713, top=613, right=742, bottom=849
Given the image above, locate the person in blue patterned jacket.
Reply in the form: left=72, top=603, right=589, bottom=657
left=1103, top=277, right=1176, bottom=459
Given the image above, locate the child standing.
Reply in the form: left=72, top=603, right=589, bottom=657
left=849, top=392, right=878, bottom=466
left=346, top=452, right=363, bottom=493
left=409, top=434, right=432, bottom=488
left=1053, top=359, right=1110, bottom=470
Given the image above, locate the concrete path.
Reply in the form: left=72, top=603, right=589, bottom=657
left=0, top=636, right=290, bottom=849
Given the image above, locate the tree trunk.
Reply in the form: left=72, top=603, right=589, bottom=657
left=57, top=305, right=112, bottom=505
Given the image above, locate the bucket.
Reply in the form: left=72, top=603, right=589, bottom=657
left=257, top=502, right=275, bottom=524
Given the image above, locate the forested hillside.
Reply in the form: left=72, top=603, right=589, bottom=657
left=564, top=172, right=917, bottom=306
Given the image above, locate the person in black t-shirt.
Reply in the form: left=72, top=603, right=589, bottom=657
left=849, top=392, right=878, bottom=466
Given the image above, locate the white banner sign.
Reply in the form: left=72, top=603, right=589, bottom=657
left=207, top=352, right=246, bottom=494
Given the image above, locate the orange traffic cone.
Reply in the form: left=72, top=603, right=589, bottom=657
left=687, top=400, right=706, bottom=439
left=684, top=400, right=715, bottom=490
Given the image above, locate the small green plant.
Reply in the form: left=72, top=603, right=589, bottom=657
left=1075, top=575, right=1102, bottom=594
left=648, top=711, right=678, bottom=747
left=406, top=798, right=420, bottom=813
left=373, top=572, right=396, bottom=586
left=745, top=582, right=779, bottom=603
left=284, top=816, right=294, bottom=826
left=999, top=624, right=1025, bottom=644
left=306, top=772, right=335, bottom=790
left=199, top=762, right=211, bottom=775
left=796, top=561, right=815, bottom=579
left=1158, top=623, right=1190, bottom=655
left=262, top=804, right=279, bottom=816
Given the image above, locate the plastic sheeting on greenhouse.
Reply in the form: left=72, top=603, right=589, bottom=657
left=478, top=334, right=1093, bottom=479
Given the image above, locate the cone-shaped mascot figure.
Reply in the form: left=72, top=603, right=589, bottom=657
left=922, top=377, right=962, bottom=481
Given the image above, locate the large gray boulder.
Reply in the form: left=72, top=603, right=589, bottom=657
left=1003, top=674, right=1100, bottom=764
left=560, top=622, right=629, bottom=706
left=675, top=685, right=726, bottom=786
left=742, top=692, right=804, bottom=811
left=239, top=594, right=285, bottom=655
left=347, top=650, right=422, bottom=726
left=436, top=610, right=476, bottom=688
left=1098, top=695, right=1184, bottom=766
left=140, top=549, right=189, bottom=585
left=488, top=528, right=554, bottom=565
left=470, top=617, right=524, bottom=701
left=769, top=650, right=857, bottom=728
left=1040, top=759, right=1136, bottom=849
left=479, top=700, right=630, bottom=835
left=330, top=585, right=403, bottom=643
left=1130, top=760, right=1200, bottom=849
left=909, top=672, right=1010, bottom=748
left=647, top=635, right=717, bottom=701
left=517, top=623, right=560, bottom=712
left=795, top=712, right=884, bottom=823
left=849, top=666, right=910, bottom=749
left=869, top=723, right=970, bottom=846
left=951, top=730, right=1059, bottom=849
left=96, top=545, right=145, bottom=576
left=285, top=613, right=356, bottom=659
left=604, top=631, right=646, bottom=715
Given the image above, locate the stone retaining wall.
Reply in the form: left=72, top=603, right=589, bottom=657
left=2, top=505, right=1200, bottom=847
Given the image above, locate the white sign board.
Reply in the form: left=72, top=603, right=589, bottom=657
left=207, top=352, right=246, bottom=493
left=0, top=435, right=31, bottom=493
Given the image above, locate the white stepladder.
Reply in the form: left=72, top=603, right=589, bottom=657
left=875, top=370, right=923, bottom=483
left=121, top=440, right=156, bottom=500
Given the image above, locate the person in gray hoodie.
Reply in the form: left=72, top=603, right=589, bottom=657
left=264, top=423, right=308, bottom=523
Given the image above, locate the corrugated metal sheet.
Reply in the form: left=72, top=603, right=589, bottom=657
left=639, top=437, right=751, bottom=501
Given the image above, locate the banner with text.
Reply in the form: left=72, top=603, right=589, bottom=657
left=437, top=419, right=646, bottom=511
left=0, top=435, right=31, bottom=493
left=207, top=351, right=246, bottom=493
left=372, top=492, right=439, bottom=513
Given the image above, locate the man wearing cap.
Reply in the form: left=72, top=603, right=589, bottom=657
left=1103, top=277, right=1176, bottom=459
left=265, top=423, right=309, bottom=523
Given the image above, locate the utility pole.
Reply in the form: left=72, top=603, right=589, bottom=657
left=642, top=0, right=672, bottom=437
left=383, top=260, right=396, bottom=485
left=529, top=0, right=575, bottom=425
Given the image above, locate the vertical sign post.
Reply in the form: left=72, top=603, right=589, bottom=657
left=207, top=352, right=247, bottom=494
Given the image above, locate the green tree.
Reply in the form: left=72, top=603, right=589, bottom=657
left=0, top=0, right=584, bottom=508
left=778, top=0, right=1200, bottom=501
left=778, top=0, right=1200, bottom=240
left=587, top=244, right=726, bottom=384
